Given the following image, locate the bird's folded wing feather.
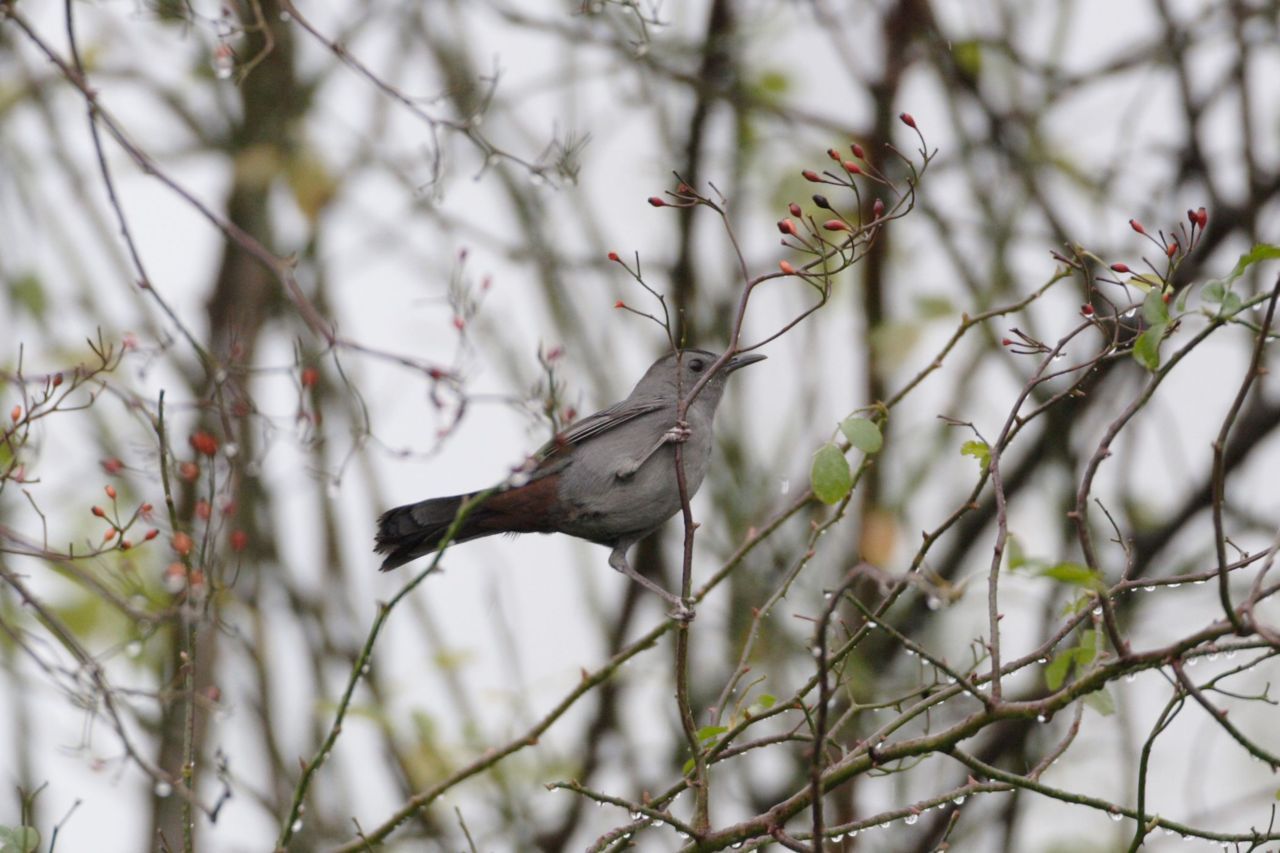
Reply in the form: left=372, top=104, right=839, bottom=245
left=534, top=395, right=668, bottom=463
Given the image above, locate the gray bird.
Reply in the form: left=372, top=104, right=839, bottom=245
left=374, top=348, right=764, bottom=619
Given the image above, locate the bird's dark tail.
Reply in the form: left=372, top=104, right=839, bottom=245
left=374, top=494, right=492, bottom=571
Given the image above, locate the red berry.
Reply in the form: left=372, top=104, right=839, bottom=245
left=1001, top=338, right=1014, bottom=346
left=103, top=529, right=116, bottom=542
left=827, top=148, right=841, bottom=161
left=52, top=373, right=63, bottom=388
left=1081, top=304, right=1094, bottom=315
left=301, top=367, right=318, bottom=388
left=179, top=461, right=200, bottom=482
left=851, top=142, right=865, bottom=159
left=102, top=457, right=124, bottom=475
left=171, top=531, right=193, bottom=556
left=196, top=500, right=212, bottom=521
left=1196, top=207, right=1208, bottom=228
left=779, top=260, right=796, bottom=275
left=777, top=218, right=797, bottom=236
left=1110, top=263, right=1130, bottom=273
left=105, top=485, right=117, bottom=499
left=145, top=529, right=159, bottom=541
left=1129, top=218, right=1145, bottom=235
left=452, top=316, right=465, bottom=331
left=189, top=431, right=218, bottom=457
left=872, top=198, right=885, bottom=218
left=842, top=161, right=861, bottom=175
left=1166, top=241, right=1178, bottom=257
left=899, top=112, right=917, bottom=129
left=607, top=251, right=620, bottom=263
left=802, top=170, right=821, bottom=182
left=9, top=405, right=19, bottom=423
left=230, top=530, right=248, bottom=552
left=822, top=219, right=850, bottom=232
left=92, top=506, right=106, bottom=518
left=788, top=203, right=802, bottom=217
left=647, top=196, right=666, bottom=207
left=614, top=300, right=626, bottom=309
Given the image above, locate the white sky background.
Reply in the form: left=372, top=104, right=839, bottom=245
left=2, top=0, right=1280, bottom=850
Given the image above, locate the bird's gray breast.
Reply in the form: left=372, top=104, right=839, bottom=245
left=554, top=404, right=715, bottom=546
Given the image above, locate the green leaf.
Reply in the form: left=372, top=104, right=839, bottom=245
left=1082, top=688, right=1116, bottom=716
left=811, top=443, right=852, bottom=504
left=960, top=440, right=990, bottom=471
left=952, top=40, right=983, bottom=78
left=1127, top=273, right=1163, bottom=293
left=1201, top=280, right=1225, bottom=304
left=913, top=294, right=956, bottom=318
left=0, top=825, right=40, bottom=853
left=1039, top=562, right=1103, bottom=590
left=1075, top=630, right=1100, bottom=666
left=8, top=274, right=46, bottom=320
left=696, top=725, right=728, bottom=742
left=1007, top=534, right=1029, bottom=571
left=1045, top=650, right=1074, bottom=691
left=1141, top=289, right=1169, bottom=325
left=757, top=694, right=776, bottom=709
left=840, top=417, right=883, bottom=454
left=1226, top=243, right=1280, bottom=280
left=1218, top=291, right=1243, bottom=318
left=1133, top=322, right=1166, bottom=371
left=682, top=757, right=695, bottom=775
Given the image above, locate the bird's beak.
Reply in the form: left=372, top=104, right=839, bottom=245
left=725, top=353, right=766, bottom=372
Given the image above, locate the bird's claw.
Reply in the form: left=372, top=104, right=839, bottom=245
left=664, top=421, right=692, bottom=444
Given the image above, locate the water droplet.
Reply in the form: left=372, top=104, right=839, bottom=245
left=529, top=171, right=547, bottom=187
left=278, top=10, right=291, bottom=21
left=1052, top=351, right=1067, bottom=361
left=1125, top=672, right=1137, bottom=683
left=955, top=796, right=966, bottom=805
left=731, top=843, right=744, bottom=850
left=126, top=640, right=143, bottom=658
left=1123, top=307, right=1138, bottom=318
left=634, top=43, right=649, bottom=58
left=1142, top=585, right=1156, bottom=592
left=223, top=442, right=239, bottom=459
left=905, top=814, right=919, bottom=825
left=1036, top=714, right=1047, bottom=723
left=1168, top=583, right=1182, bottom=589
left=823, top=590, right=833, bottom=599
left=1206, top=652, right=1219, bottom=662
left=360, top=664, right=371, bottom=676
left=1187, top=657, right=1198, bottom=667
left=1193, top=579, right=1206, bottom=586
left=1109, top=811, right=1123, bottom=822
left=878, top=820, right=890, bottom=829
left=926, top=596, right=941, bottom=611
left=291, top=819, right=303, bottom=833
left=630, top=811, right=642, bottom=821
left=811, top=646, right=823, bottom=658
left=1225, top=650, right=1238, bottom=659
left=779, top=478, right=791, bottom=494
left=154, top=781, right=172, bottom=797
left=1091, top=606, right=1103, bottom=616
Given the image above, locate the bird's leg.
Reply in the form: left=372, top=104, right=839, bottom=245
left=615, top=419, right=691, bottom=480
left=608, top=545, right=694, bottom=621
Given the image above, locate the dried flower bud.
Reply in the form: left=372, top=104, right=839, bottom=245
left=301, top=367, right=318, bottom=388
left=102, top=457, right=124, bottom=475
left=52, top=373, right=64, bottom=388
left=827, top=148, right=841, bottom=161
left=9, top=405, right=20, bottom=423
left=777, top=218, right=797, bottom=236
left=119, top=540, right=132, bottom=551
left=822, top=219, right=851, bottom=232
left=92, top=506, right=106, bottom=518
left=230, top=530, right=249, bottom=552
left=1081, top=304, right=1094, bottom=316
left=1110, top=263, right=1130, bottom=273
left=452, top=316, right=465, bottom=331
left=802, top=169, right=821, bottom=182
left=788, top=202, right=802, bottom=217
left=178, top=461, right=200, bottom=482
left=779, top=260, right=796, bottom=275
left=842, top=161, right=862, bottom=175
left=196, top=500, right=212, bottom=521
left=899, top=112, right=917, bottom=129
left=1195, top=207, right=1208, bottom=228
left=103, top=528, right=116, bottom=542
left=647, top=196, right=666, bottom=207
left=872, top=198, right=885, bottom=218
left=1166, top=241, right=1178, bottom=257
left=145, top=529, right=159, bottom=541
left=607, top=251, right=621, bottom=263
left=105, top=485, right=117, bottom=499
left=1001, top=338, right=1014, bottom=346
left=812, top=194, right=831, bottom=209
left=851, top=142, right=865, bottom=159
left=189, top=431, right=218, bottom=457
left=614, top=300, right=626, bottom=309
left=1129, top=218, right=1145, bottom=235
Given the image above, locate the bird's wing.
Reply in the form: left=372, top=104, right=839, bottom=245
left=533, top=395, right=668, bottom=463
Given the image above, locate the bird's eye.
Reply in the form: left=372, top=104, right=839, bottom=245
left=688, top=358, right=705, bottom=372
